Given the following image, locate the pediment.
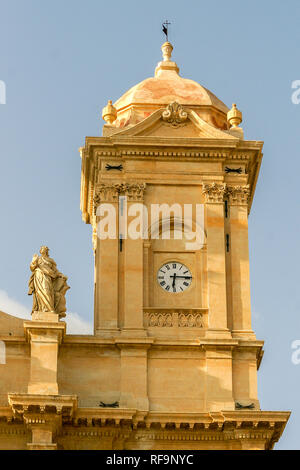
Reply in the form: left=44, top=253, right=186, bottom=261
left=109, top=102, right=238, bottom=140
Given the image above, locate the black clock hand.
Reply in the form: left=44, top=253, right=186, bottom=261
left=172, top=273, right=176, bottom=288
left=170, top=275, right=192, bottom=279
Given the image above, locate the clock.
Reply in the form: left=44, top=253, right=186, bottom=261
left=157, top=262, right=192, bottom=293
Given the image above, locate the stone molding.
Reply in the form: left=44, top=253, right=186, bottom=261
left=0, top=403, right=290, bottom=449
left=94, top=149, right=259, bottom=160
left=8, top=394, right=78, bottom=418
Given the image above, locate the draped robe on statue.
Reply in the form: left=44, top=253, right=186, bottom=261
left=28, top=254, right=69, bottom=317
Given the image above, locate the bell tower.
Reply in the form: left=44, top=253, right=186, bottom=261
left=79, top=42, right=290, bottom=449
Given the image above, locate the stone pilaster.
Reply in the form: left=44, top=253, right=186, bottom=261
left=202, top=182, right=230, bottom=338
left=116, top=340, right=152, bottom=410
left=122, top=183, right=146, bottom=336
left=204, top=345, right=235, bottom=411
left=94, top=183, right=119, bottom=336
left=226, top=184, right=254, bottom=337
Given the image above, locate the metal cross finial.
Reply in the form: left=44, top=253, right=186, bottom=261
left=162, top=20, right=171, bottom=41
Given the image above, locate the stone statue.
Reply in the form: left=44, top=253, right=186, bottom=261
left=28, top=246, right=70, bottom=318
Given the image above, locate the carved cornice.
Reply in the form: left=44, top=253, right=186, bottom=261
left=96, top=150, right=232, bottom=159
left=8, top=394, right=78, bottom=420
left=227, top=184, right=250, bottom=206
left=162, top=102, right=188, bottom=127
left=0, top=405, right=289, bottom=449
left=202, top=183, right=227, bottom=204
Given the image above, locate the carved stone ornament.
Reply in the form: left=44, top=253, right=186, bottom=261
left=148, top=313, right=173, bottom=327
left=162, top=101, right=188, bottom=127
left=226, top=185, right=250, bottom=205
left=94, top=182, right=146, bottom=213
left=122, top=182, right=147, bottom=202
left=28, top=246, right=70, bottom=319
left=94, top=183, right=120, bottom=206
left=178, top=313, right=203, bottom=328
left=145, top=310, right=204, bottom=328
left=202, top=183, right=227, bottom=204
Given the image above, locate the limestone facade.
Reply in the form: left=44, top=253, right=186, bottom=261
left=0, top=42, right=289, bottom=450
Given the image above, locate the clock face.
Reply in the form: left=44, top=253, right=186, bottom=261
left=157, top=262, right=192, bottom=293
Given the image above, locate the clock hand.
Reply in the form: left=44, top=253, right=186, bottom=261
left=170, top=275, right=192, bottom=279
left=172, top=273, right=176, bottom=288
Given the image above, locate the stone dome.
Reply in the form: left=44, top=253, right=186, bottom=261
left=111, top=42, right=229, bottom=131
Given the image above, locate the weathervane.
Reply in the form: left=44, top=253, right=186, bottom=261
left=162, top=20, right=171, bottom=41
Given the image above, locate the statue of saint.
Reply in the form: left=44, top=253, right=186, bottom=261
left=28, top=246, right=70, bottom=318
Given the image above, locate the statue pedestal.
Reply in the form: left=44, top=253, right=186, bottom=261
left=24, top=312, right=66, bottom=395
left=31, top=311, right=60, bottom=322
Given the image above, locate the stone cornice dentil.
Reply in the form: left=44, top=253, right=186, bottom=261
left=94, top=150, right=253, bottom=160
left=202, top=183, right=250, bottom=205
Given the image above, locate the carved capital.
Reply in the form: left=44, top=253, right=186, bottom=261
left=202, top=183, right=226, bottom=204
left=94, top=182, right=146, bottom=213
left=162, top=101, right=188, bottom=127
left=122, top=182, right=146, bottom=202
left=226, top=185, right=250, bottom=206
left=94, top=184, right=119, bottom=207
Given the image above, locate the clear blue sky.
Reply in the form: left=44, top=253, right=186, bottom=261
left=0, top=0, right=300, bottom=449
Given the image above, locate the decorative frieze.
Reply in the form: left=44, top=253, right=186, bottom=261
left=178, top=313, right=203, bottom=328
left=144, top=309, right=206, bottom=328
left=162, top=101, right=188, bottom=127
left=226, top=184, right=250, bottom=206
left=148, top=313, right=173, bottom=327
left=202, top=183, right=227, bottom=204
